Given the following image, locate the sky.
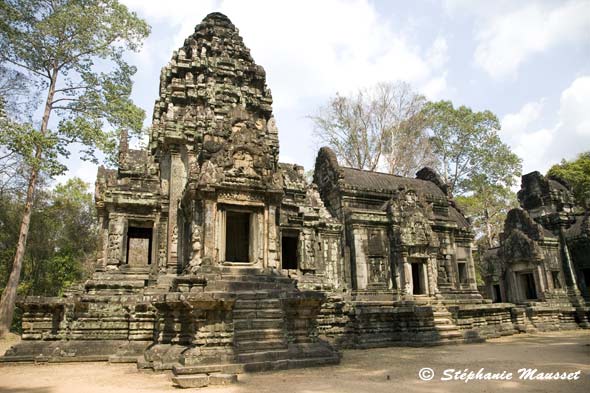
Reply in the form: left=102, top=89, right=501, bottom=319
left=58, top=0, right=590, bottom=186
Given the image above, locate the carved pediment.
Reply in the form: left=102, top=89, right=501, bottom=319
left=499, top=229, right=543, bottom=264
left=388, top=190, right=439, bottom=248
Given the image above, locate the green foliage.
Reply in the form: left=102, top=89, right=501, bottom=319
left=0, top=64, right=36, bottom=119
left=423, top=101, right=522, bottom=249
left=423, top=100, right=522, bottom=196
left=547, top=151, right=590, bottom=209
left=0, top=178, right=97, bottom=299
left=0, top=0, right=150, bottom=173
left=0, top=0, right=149, bottom=335
left=456, top=183, right=518, bottom=248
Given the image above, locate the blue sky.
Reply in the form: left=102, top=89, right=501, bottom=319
left=59, top=0, right=590, bottom=186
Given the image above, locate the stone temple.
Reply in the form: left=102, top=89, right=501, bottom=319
left=2, top=12, right=589, bottom=388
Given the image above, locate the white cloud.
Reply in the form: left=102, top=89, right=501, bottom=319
left=559, top=76, right=590, bottom=137
left=427, top=37, right=449, bottom=69
left=120, top=0, right=450, bottom=169
left=501, top=99, right=544, bottom=142
left=446, top=0, right=590, bottom=79
left=421, top=73, right=448, bottom=100
left=502, top=76, right=590, bottom=174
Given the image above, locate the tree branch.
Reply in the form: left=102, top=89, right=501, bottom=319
left=53, top=85, right=93, bottom=94
left=1, top=58, right=49, bottom=79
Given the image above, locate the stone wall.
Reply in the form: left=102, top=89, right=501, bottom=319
left=317, top=297, right=589, bottom=350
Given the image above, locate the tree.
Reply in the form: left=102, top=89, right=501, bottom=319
left=0, top=0, right=150, bottom=337
left=19, top=178, right=97, bottom=296
left=547, top=152, right=590, bottom=209
left=423, top=101, right=522, bottom=248
left=456, top=179, right=518, bottom=249
left=0, top=178, right=97, bottom=333
left=0, top=65, right=34, bottom=195
left=310, top=81, right=435, bottom=175
left=423, top=100, right=521, bottom=196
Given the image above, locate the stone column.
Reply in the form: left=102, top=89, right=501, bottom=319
left=402, top=255, right=412, bottom=298
left=266, top=205, right=280, bottom=269
left=167, top=148, right=185, bottom=273
left=466, top=244, right=478, bottom=290
left=352, top=226, right=368, bottom=290
left=535, top=264, right=546, bottom=300
left=506, top=271, right=519, bottom=303
left=203, top=199, right=219, bottom=263
left=444, top=254, right=454, bottom=287
left=107, top=214, right=126, bottom=270
left=429, top=256, right=439, bottom=296
left=97, top=215, right=108, bottom=270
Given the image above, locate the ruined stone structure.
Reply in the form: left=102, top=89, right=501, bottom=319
left=2, top=12, right=589, bottom=388
left=481, top=171, right=590, bottom=331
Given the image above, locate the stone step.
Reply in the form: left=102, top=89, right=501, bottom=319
left=233, top=309, right=284, bottom=319
left=436, top=330, right=463, bottom=339
left=234, top=318, right=284, bottom=330
left=234, top=328, right=285, bottom=341
left=220, top=274, right=294, bottom=283
left=173, top=363, right=243, bottom=375
left=172, top=354, right=339, bottom=377
left=209, top=281, right=295, bottom=292
left=92, top=274, right=151, bottom=282
left=108, top=355, right=139, bottom=363
left=233, top=290, right=284, bottom=300
left=172, top=373, right=237, bottom=388
left=234, top=299, right=282, bottom=309
left=241, top=356, right=340, bottom=373
left=236, top=349, right=290, bottom=364
left=432, top=311, right=452, bottom=317
left=220, top=267, right=267, bottom=275
left=433, top=318, right=453, bottom=325
left=434, top=324, right=459, bottom=332
left=235, top=339, right=287, bottom=352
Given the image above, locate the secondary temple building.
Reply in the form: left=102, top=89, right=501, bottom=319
left=2, top=12, right=589, bottom=388
left=481, top=172, right=590, bottom=312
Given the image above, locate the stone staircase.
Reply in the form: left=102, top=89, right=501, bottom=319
left=233, top=295, right=288, bottom=357
left=86, top=266, right=153, bottom=295
left=162, top=268, right=340, bottom=388
left=430, top=304, right=465, bottom=344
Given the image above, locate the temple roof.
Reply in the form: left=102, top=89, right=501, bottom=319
left=339, top=167, right=446, bottom=198
left=566, top=213, right=590, bottom=240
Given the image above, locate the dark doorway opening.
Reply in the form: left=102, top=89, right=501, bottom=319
left=582, top=268, right=590, bottom=290
left=281, top=235, right=298, bottom=270
left=225, top=211, right=250, bottom=262
left=552, top=271, right=562, bottom=289
left=457, top=262, right=467, bottom=284
left=126, top=226, right=152, bottom=266
left=493, top=284, right=502, bottom=303
left=520, top=272, right=537, bottom=300
left=411, top=262, right=426, bottom=295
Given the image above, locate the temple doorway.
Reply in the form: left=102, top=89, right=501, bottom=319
left=126, top=226, right=152, bottom=266
left=281, top=233, right=298, bottom=270
left=519, top=272, right=538, bottom=300
left=225, top=211, right=250, bottom=262
left=411, top=261, right=427, bottom=295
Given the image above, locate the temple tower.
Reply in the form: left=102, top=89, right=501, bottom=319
left=150, top=13, right=282, bottom=274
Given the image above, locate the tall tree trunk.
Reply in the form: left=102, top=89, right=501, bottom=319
left=0, top=70, right=57, bottom=337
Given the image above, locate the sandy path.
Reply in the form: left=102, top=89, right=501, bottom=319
left=1, top=330, right=589, bottom=393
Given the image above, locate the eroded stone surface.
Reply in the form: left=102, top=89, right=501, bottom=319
left=3, top=11, right=588, bottom=389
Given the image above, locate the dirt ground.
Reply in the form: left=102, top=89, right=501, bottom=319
left=1, top=330, right=589, bottom=393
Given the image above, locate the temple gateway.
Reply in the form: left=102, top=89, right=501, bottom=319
left=2, top=13, right=589, bottom=389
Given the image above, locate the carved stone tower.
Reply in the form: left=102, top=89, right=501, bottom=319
left=151, top=13, right=283, bottom=274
